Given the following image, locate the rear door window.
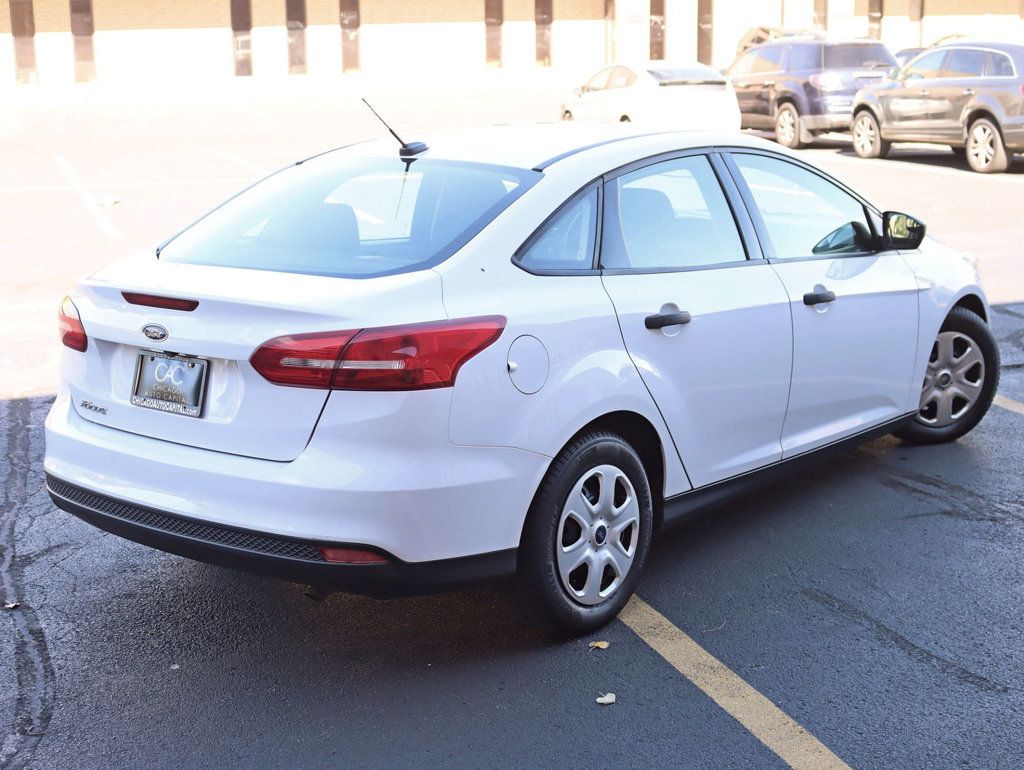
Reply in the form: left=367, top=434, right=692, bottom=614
left=985, top=51, right=1015, bottom=77
left=786, top=44, right=821, bottom=72
left=602, top=155, right=746, bottom=270
left=160, top=157, right=538, bottom=278
left=941, top=48, right=985, bottom=78
left=515, top=187, right=598, bottom=272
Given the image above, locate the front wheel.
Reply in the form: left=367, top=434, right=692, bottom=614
left=515, top=431, right=653, bottom=636
left=895, top=307, right=1000, bottom=445
left=852, top=110, right=890, bottom=158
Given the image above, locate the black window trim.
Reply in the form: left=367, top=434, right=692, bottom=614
left=720, top=147, right=884, bottom=264
left=511, top=180, right=603, bottom=276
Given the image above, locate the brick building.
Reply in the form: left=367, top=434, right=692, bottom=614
left=3, top=0, right=1023, bottom=86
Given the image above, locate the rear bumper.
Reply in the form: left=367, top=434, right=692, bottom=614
left=47, top=474, right=517, bottom=597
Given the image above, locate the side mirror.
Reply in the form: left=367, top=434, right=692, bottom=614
left=882, top=211, right=926, bottom=250
left=886, top=66, right=901, bottom=80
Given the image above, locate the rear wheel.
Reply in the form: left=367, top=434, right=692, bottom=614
left=515, top=431, right=653, bottom=636
left=852, top=110, right=890, bottom=159
left=774, top=103, right=803, bottom=149
left=966, top=117, right=1009, bottom=173
left=619, top=115, right=631, bottom=123
left=895, top=307, right=999, bottom=445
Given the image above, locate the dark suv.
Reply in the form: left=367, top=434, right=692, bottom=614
left=727, top=37, right=896, bottom=149
left=852, top=41, right=1024, bottom=173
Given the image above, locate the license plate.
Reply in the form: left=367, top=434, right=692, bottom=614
left=131, top=351, right=209, bottom=418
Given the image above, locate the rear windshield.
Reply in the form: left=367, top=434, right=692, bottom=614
left=159, top=156, right=539, bottom=278
left=647, top=66, right=726, bottom=85
left=823, top=43, right=895, bottom=69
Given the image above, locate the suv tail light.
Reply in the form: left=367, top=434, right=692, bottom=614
left=250, top=316, right=505, bottom=391
left=58, top=296, right=88, bottom=352
left=809, top=72, right=845, bottom=92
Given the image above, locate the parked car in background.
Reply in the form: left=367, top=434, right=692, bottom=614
left=45, top=125, right=999, bottom=635
left=852, top=41, right=1024, bottom=173
left=735, top=26, right=816, bottom=57
left=561, top=62, right=740, bottom=130
left=727, top=37, right=896, bottom=148
left=894, top=47, right=925, bottom=68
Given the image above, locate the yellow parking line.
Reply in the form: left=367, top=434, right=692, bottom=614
left=620, top=596, right=851, bottom=770
left=994, top=394, right=1024, bottom=416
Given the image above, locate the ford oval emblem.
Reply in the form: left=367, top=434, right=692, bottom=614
left=142, top=324, right=168, bottom=342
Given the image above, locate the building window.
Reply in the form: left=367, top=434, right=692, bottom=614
left=868, top=0, right=883, bottom=40
left=230, top=0, right=253, bottom=76
left=650, top=0, right=665, bottom=60
left=340, top=0, right=359, bottom=72
left=535, top=0, right=551, bottom=66
left=697, top=0, right=712, bottom=65
left=10, top=0, right=37, bottom=84
left=69, top=0, right=95, bottom=82
left=814, top=0, right=828, bottom=29
left=485, top=0, right=502, bottom=66
left=286, top=0, right=307, bottom=74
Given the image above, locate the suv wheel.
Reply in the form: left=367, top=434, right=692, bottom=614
left=852, top=110, right=890, bottom=159
left=895, top=307, right=999, bottom=445
left=966, top=117, right=1009, bottom=173
left=774, top=103, right=803, bottom=149
left=515, top=431, right=653, bottom=636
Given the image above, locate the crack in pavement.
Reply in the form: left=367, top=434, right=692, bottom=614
left=802, top=587, right=1009, bottom=695
left=0, top=398, right=56, bottom=770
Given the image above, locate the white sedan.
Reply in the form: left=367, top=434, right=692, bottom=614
left=46, top=124, right=998, bottom=635
left=561, top=62, right=741, bottom=130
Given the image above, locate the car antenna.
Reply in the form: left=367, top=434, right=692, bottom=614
left=361, top=98, right=428, bottom=159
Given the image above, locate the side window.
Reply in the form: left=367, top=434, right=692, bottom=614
left=752, top=45, right=783, bottom=73
left=516, top=187, right=598, bottom=272
left=729, top=51, right=757, bottom=77
left=585, top=67, right=612, bottom=92
left=602, top=155, right=746, bottom=270
left=732, top=153, right=873, bottom=259
left=609, top=66, right=637, bottom=88
left=903, top=49, right=945, bottom=79
left=785, top=44, right=821, bottom=72
left=941, top=48, right=985, bottom=78
left=985, top=51, right=1015, bottom=77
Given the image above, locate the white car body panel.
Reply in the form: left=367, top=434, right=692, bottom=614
left=770, top=253, right=921, bottom=456
left=43, top=125, right=990, bottom=576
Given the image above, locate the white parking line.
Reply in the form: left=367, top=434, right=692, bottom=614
left=620, top=596, right=851, bottom=770
left=53, top=155, right=121, bottom=241
left=994, top=394, right=1024, bottom=416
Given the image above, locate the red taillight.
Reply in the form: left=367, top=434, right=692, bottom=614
left=249, top=330, right=357, bottom=389
left=58, top=296, right=88, bottom=352
left=809, top=72, right=844, bottom=92
left=122, top=292, right=199, bottom=311
left=318, top=546, right=389, bottom=564
left=250, top=316, right=506, bottom=391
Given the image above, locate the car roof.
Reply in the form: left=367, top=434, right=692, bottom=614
left=332, top=124, right=774, bottom=172
left=934, top=40, right=1024, bottom=54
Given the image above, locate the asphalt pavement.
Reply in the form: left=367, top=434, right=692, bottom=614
left=2, top=77, right=1024, bottom=768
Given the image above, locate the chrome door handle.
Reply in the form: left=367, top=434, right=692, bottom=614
left=963, top=88, right=975, bottom=95
left=736, top=81, right=748, bottom=88
left=803, top=289, right=836, bottom=306
left=762, top=80, right=776, bottom=87
left=919, top=89, right=930, bottom=97
left=645, top=311, right=692, bottom=329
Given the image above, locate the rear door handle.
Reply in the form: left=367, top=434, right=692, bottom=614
left=645, top=311, right=692, bottom=329
left=963, top=87, right=975, bottom=96
left=762, top=80, right=775, bottom=87
left=919, top=89, right=930, bottom=97
left=803, top=289, right=836, bottom=306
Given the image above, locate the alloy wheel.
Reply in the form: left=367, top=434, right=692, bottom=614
left=968, top=123, right=995, bottom=169
left=853, top=114, right=876, bottom=156
left=916, top=330, right=986, bottom=427
left=556, top=464, right=640, bottom=606
left=776, top=108, right=796, bottom=145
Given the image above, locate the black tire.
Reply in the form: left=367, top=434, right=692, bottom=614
left=949, top=145, right=967, bottom=159
left=514, top=431, right=654, bottom=636
left=852, top=109, right=890, bottom=159
left=774, top=102, right=803, bottom=149
left=895, top=306, right=1000, bottom=445
left=965, top=117, right=1009, bottom=173
left=619, top=115, right=631, bottom=122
